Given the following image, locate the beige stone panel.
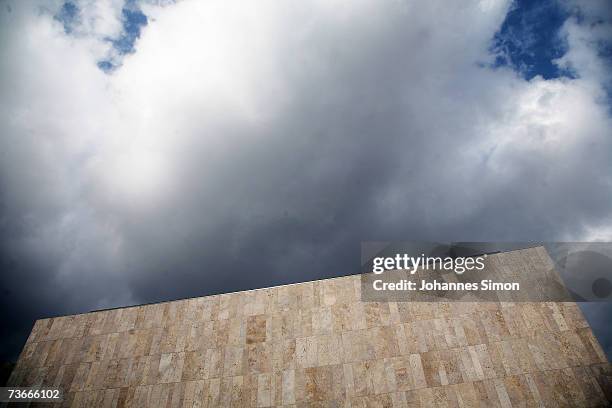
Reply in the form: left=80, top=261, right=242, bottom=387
left=363, top=302, right=391, bottom=329
left=26, top=318, right=50, bottom=344
left=104, top=358, right=129, bottom=388
left=331, top=303, right=353, bottom=334
left=247, top=314, right=269, bottom=344
left=318, top=279, right=339, bottom=307
left=499, top=305, right=528, bottom=339
left=492, top=341, right=521, bottom=376
left=316, top=334, right=343, bottom=366
left=44, top=316, right=69, bottom=341
left=387, top=356, right=416, bottom=392
left=349, top=393, right=394, bottom=408
left=140, top=353, right=159, bottom=385
left=295, top=309, right=314, bottom=338
left=70, top=390, right=93, bottom=408
left=126, top=355, right=148, bottom=387
left=296, top=336, right=318, bottom=369
left=455, top=315, right=486, bottom=347
left=129, top=329, right=153, bottom=357
left=471, top=380, right=500, bottom=407
left=14, top=341, right=37, bottom=371
left=581, top=365, right=610, bottom=405
left=577, top=327, right=608, bottom=364
left=134, top=384, right=154, bottom=406
left=119, top=307, right=139, bottom=333
left=87, top=334, right=112, bottom=363
left=518, top=303, right=546, bottom=335
left=257, top=372, right=273, bottom=407
left=147, top=304, right=166, bottom=329
left=510, top=338, right=538, bottom=374
left=184, top=348, right=224, bottom=380
left=270, top=339, right=296, bottom=371
left=555, top=330, right=588, bottom=368
left=560, top=302, right=589, bottom=330
left=163, top=300, right=187, bottom=328
left=158, top=324, right=181, bottom=355
left=295, top=364, right=345, bottom=403
left=452, top=381, right=480, bottom=408
left=298, top=281, right=317, bottom=310
left=216, top=376, right=233, bottom=407
left=543, top=302, right=570, bottom=332
left=312, top=306, right=333, bottom=336
left=183, top=323, right=202, bottom=352
left=280, top=369, right=296, bottom=405
left=98, top=310, right=120, bottom=335
left=370, top=326, right=400, bottom=360
left=114, top=330, right=135, bottom=360
left=502, top=375, right=537, bottom=407
left=99, top=387, right=122, bottom=408
left=340, top=330, right=372, bottom=364
left=479, top=309, right=511, bottom=344
left=492, top=378, right=512, bottom=408
left=218, top=293, right=241, bottom=321
left=276, top=284, right=300, bottom=312
left=17, top=365, right=47, bottom=388
left=541, top=331, right=569, bottom=370
left=523, top=335, right=551, bottom=372
left=224, top=346, right=245, bottom=377
left=205, top=378, right=222, bottom=408
left=472, top=343, right=501, bottom=380
left=439, top=348, right=464, bottom=386
left=30, top=340, right=53, bottom=368
left=59, top=315, right=82, bottom=339
left=561, top=367, right=589, bottom=406
left=53, top=362, right=79, bottom=392
left=167, top=381, right=186, bottom=408
left=148, top=383, right=170, bottom=408
left=83, top=359, right=109, bottom=390
left=353, top=359, right=391, bottom=395
left=42, top=338, right=64, bottom=368
left=102, top=332, right=121, bottom=362
left=349, top=302, right=368, bottom=331
left=64, top=337, right=86, bottom=365
left=471, top=379, right=502, bottom=408
left=144, top=327, right=161, bottom=356
left=247, top=342, right=272, bottom=374
left=229, top=376, right=247, bottom=408
left=538, top=369, right=577, bottom=407
left=410, top=387, right=437, bottom=407
left=157, top=352, right=184, bottom=384
left=182, top=379, right=197, bottom=407
left=69, top=362, right=91, bottom=392
left=420, top=350, right=445, bottom=388
left=40, top=362, right=60, bottom=388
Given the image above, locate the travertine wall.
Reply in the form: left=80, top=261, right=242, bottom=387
left=8, top=247, right=612, bottom=407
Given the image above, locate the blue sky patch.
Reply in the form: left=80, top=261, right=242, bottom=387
left=54, top=1, right=148, bottom=73
left=55, top=1, right=79, bottom=34
left=490, top=0, right=574, bottom=80
left=98, top=2, right=148, bottom=72
left=109, top=6, right=148, bottom=55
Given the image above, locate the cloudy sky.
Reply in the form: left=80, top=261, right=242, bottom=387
left=1, top=0, right=611, bottom=362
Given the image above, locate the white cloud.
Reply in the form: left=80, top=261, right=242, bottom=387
left=0, top=0, right=611, bottom=317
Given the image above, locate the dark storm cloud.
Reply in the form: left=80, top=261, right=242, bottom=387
left=1, top=0, right=612, bottom=362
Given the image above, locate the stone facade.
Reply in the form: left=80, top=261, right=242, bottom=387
left=8, top=246, right=612, bottom=406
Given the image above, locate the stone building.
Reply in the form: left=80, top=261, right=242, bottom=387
left=8, top=246, right=612, bottom=406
